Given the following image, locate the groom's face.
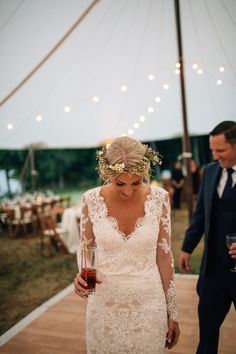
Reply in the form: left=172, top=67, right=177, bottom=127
left=210, top=133, right=236, bottom=168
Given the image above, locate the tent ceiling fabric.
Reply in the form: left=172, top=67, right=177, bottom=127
left=0, top=0, right=235, bottom=148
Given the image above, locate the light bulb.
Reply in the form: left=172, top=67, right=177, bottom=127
left=128, top=129, right=134, bottom=135
left=219, top=65, right=225, bottom=72
left=36, top=115, right=42, bottom=122
left=147, top=107, right=154, bottom=113
left=148, top=74, right=155, bottom=80
left=64, top=105, right=71, bottom=112
left=139, top=116, right=146, bottom=122
left=7, top=123, right=13, bottom=130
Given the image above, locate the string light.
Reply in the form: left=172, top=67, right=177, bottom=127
left=139, top=115, right=146, bottom=122
left=151, top=180, right=158, bottom=186
left=120, top=62, right=227, bottom=137
left=36, top=115, right=42, bottom=122
left=100, top=139, right=113, bottom=147
left=115, top=62, right=228, bottom=137
left=7, top=123, right=13, bottom=130
left=64, top=105, right=71, bottom=112
left=11, top=61, right=228, bottom=136
left=147, top=107, right=154, bottom=113
left=148, top=74, right=155, bottom=80
left=219, top=65, right=225, bottom=72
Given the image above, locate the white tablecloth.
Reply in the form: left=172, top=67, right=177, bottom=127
left=60, top=207, right=81, bottom=254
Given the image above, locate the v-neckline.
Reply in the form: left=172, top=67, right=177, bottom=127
left=98, top=186, right=152, bottom=241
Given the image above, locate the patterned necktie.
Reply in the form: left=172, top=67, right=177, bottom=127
left=221, top=168, right=234, bottom=199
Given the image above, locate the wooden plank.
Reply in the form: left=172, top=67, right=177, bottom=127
left=172, top=276, right=236, bottom=354
left=0, top=276, right=235, bottom=354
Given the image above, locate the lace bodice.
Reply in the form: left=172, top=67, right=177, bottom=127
left=77, top=185, right=178, bottom=353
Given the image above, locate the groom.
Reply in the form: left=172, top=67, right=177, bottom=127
left=178, top=121, right=236, bottom=354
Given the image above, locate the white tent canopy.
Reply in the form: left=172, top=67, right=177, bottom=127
left=0, top=0, right=236, bottom=148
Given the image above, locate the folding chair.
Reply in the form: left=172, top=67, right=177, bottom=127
left=39, top=215, right=69, bottom=256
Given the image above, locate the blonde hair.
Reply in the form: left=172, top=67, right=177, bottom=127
left=98, top=136, right=151, bottom=181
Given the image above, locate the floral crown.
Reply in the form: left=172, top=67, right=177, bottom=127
left=96, top=144, right=162, bottom=178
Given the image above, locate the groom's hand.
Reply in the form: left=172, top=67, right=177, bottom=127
left=229, top=243, right=236, bottom=259
left=178, top=251, right=191, bottom=273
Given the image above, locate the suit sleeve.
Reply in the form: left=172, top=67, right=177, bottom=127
left=181, top=169, right=206, bottom=254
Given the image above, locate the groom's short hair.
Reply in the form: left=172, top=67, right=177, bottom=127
left=210, top=121, right=236, bottom=144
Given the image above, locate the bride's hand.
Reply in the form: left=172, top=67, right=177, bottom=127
left=74, top=273, right=102, bottom=298
left=165, top=319, right=180, bottom=349
left=74, top=272, right=88, bottom=298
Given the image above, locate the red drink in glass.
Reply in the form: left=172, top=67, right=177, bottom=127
left=80, top=246, right=97, bottom=295
left=81, top=267, right=97, bottom=294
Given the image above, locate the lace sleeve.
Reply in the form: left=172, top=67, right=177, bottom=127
left=156, top=192, right=178, bottom=321
left=76, top=194, right=96, bottom=271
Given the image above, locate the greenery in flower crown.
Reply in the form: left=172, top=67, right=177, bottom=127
left=96, top=144, right=163, bottom=178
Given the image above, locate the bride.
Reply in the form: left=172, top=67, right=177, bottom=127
left=74, top=136, right=180, bottom=354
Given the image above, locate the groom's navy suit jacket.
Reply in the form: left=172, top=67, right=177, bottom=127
left=182, top=161, right=233, bottom=275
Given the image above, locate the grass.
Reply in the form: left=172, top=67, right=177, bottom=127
left=0, top=199, right=204, bottom=336
left=0, top=235, right=78, bottom=336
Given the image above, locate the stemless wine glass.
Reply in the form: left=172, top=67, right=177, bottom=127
left=80, top=246, right=97, bottom=294
left=226, top=233, right=236, bottom=272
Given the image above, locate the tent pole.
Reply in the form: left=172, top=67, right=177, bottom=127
left=174, top=0, right=193, bottom=222
left=29, top=146, right=37, bottom=191
left=20, top=151, right=31, bottom=193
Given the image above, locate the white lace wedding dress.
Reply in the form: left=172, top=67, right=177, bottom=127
left=78, top=186, right=178, bottom=354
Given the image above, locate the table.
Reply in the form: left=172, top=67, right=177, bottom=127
left=60, top=206, right=81, bottom=254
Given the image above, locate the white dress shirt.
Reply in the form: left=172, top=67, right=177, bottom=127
left=217, top=164, right=236, bottom=198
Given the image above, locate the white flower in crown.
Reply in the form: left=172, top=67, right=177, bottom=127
left=109, top=163, right=125, bottom=172
left=153, top=155, right=162, bottom=165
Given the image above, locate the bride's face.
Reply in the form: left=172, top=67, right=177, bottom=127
left=110, top=173, right=143, bottom=200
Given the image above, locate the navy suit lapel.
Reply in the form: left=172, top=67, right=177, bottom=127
left=205, top=163, right=221, bottom=228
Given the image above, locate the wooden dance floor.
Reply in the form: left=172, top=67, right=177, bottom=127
left=0, top=275, right=235, bottom=354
